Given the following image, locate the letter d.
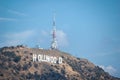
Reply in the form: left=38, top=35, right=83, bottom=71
left=58, top=57, right=62, bottom=64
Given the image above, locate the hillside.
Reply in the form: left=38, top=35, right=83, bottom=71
left=0, top=45, right=119, bottom=80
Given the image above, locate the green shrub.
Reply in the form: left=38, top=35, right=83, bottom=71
left=14, top=56, right=21, bottom=63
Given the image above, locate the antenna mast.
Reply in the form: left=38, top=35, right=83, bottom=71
left=51, top=14, right=58, bottom=50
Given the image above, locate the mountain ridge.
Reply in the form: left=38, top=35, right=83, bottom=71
left=0, top=45, right=119, bottom=80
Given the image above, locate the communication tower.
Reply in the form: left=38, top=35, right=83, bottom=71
left=51, top=14, right=58, bottom=50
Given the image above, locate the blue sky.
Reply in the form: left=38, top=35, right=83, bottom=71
left=0, top=0, right=120, bottom=77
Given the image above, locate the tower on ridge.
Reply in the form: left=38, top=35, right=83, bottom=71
left=51, top=14, right=58, bottom=50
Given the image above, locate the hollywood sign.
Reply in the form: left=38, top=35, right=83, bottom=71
left=33, top=54, right=63, bottom=64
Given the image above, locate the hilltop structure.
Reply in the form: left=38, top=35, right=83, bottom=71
left=51, top=14, right=58, bottom=50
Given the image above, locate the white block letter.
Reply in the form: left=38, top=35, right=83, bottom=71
left=58, top=57, right=62, bottom=64
left=33, top=54, right=37, bottom=62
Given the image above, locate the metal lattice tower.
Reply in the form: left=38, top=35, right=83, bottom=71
left=51, top=14, right=58, bottom=50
